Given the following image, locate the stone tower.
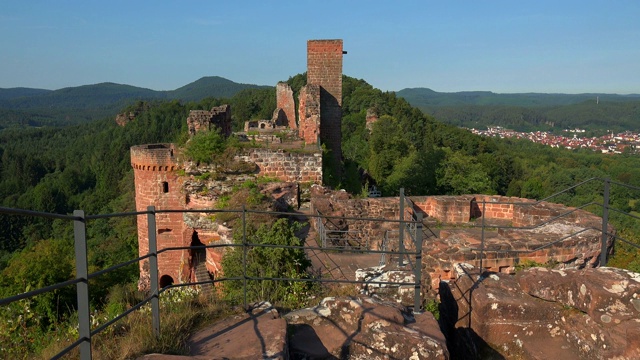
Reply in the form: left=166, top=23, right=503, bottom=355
left=130, top=143, right=186, bottom=290
left=307, top=39, right=344, bottom=175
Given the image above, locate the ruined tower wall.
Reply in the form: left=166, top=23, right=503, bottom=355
left=131, top=144, right=187, bottom=289
left=298, top=84, right=321, bottom=144
left=307, top=39, right=343, bottom=170
left=276, top=82, right=296, bottom=129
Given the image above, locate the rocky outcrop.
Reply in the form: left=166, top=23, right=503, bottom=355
left=355, top=265, right=416, bottom=305
left=441, top=264, right=640, bottom=360
left=284, top=296, right=449, bottom=359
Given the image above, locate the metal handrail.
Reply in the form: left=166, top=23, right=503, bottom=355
left=0, top=203, right=424, bottom=360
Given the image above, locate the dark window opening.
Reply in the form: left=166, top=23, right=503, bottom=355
left=159, top=274, right=174, bottom=288
left=162, top=181, right=169, bottom=193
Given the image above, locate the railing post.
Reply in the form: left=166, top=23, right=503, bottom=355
left=600, top=178, right=610, bottom=266
left=242, top=205, right=248, bottom=310
left=480, top=201, right=486, bottom=273
left=398, top=188, right=405, bottom=267
left=414, top=212, right=423, bottom=314
left=147, top=206, right=160, bottom=338
left=73, top=210, right=92, bottom=360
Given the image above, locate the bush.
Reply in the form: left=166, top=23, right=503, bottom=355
left=184, top=129, right=227, bottom=164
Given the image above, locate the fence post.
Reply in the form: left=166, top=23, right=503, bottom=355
left=398, top=188, right=405, bottom=267
left=73, top=210, right=92, bottom=360
left=242, top=205, right=248, bottom=310
left=414, top=212, right=423, bottom=314
left=147, top=206, right=160, bottom=338
left=480, top=201, right=486, bottom=272
left=600, top=178, right=610, bottom=266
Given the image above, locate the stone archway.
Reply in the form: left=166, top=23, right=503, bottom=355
left=159, top=274, right=174, bottom=288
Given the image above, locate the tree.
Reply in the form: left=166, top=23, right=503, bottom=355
left=436, top=148, right=494, bottom=195
left=221, top=219, right=314, bottom=309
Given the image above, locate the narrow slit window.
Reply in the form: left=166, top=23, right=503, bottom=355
left=162, top=181, right=169, bottom=193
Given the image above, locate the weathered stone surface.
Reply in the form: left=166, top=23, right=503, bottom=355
left=441, top=264, right=640, bottom=360
left=284, top=296, right=449, bottom=359
left=276, top=82, right=296, bottom=129
left=518, top=267, right=640, bottom=325
left=188, top=301, right=287, bottom=359
left=298, top=84, right=321, bottom=145
left=355, top=265, right=416, bottom=305
left=187, top=105, right=232, bottom=137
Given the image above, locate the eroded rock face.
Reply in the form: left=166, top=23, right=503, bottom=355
left=284, top=296, right=449, bottom=359
left=355, top=265, right=416, bottom=305
left=441, top=264, right=640, bottom=360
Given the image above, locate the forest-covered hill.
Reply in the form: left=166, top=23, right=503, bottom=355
left=0, top=76, right=270, bottom=128
left=397, top=88, right=640, bottom=133
left=396, top=87, right=640, bottom=107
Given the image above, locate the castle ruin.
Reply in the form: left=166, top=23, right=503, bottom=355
left=132, top=40, right=345, bottom=290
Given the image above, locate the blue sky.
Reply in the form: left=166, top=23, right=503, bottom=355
left=1, top=0, right=639, bottom=94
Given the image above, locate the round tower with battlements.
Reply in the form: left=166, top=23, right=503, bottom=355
left=130, top=143, right=186, bottom=290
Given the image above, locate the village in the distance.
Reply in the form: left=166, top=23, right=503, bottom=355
left=470, top=126, right=640, bottom=154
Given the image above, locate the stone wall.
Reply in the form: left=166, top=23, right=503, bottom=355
left=311, top=188, right=613, bottom=296
left=307, top=39, right=343, bottom=173
left=276, top=82, right=296, bottom=129
left=298, top=84, right=321, bottom=144
left=187, top=104, right=232, bottom=137
left=235, top=148, right=322, bottom=183
left=311, top=186, right=414, bottom=250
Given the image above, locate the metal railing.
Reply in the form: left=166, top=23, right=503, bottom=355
left=0, top=205, right=423, bottom=360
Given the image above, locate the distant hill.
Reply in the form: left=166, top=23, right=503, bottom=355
left=0, top=77, right=271, bottom=127
left=0, top=87, right=51, bottom=102
left=396, top=88, right=640, bottom=107
left=166, top=76, right=270, bottom=102
left=396, top=88, right=640, bottom=133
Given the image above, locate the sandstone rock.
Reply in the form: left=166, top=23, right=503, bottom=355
left=442, top=264, right=640, bottom=360
left=355, top=265, right=416, bottom=305
left=284, top=296, right=449, bottom=359
left=187, top=301, right=287, bottom=359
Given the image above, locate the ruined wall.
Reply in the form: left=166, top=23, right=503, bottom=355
left=311, top=186, right=413, bottom=250
left=298, top=84, right=321, bottom=144
left=311, top=189, right=612, bottom=295
left=365, top=108, right=378, bottom=132
left=307, top=39, right=343, bottom=171
left=131, top=144, right=187, bottom=290
left=235, top=148, right=322, bottom=183
left=187, top=105, right=232, bottom=137
left=276, top=82, right=296, bottom=129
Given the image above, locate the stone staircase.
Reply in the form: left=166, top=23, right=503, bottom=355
left=194, top=252, right=213, bottom=295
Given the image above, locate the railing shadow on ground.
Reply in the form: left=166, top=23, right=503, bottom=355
left=0, top=205, right=423, bottom=360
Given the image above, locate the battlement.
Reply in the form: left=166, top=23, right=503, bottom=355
left=130, top=143, right=178, bottom=171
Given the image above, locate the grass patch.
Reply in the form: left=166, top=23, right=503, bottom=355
left=39, top=288, right=237, bottom=359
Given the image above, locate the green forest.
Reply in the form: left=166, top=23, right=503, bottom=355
left=1, top=74, right=640, bottom=356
